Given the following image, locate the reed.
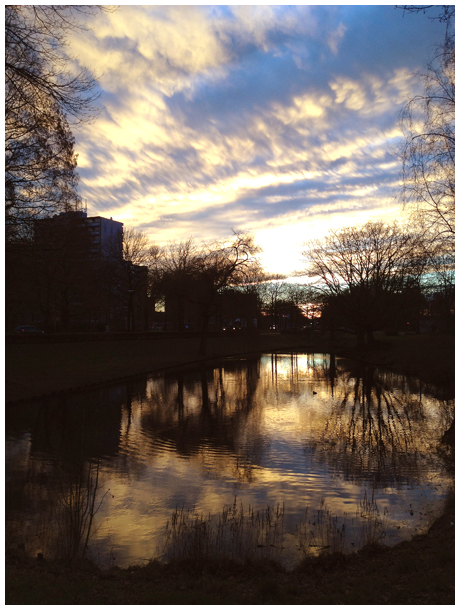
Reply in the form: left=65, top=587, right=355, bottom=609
left=355, top=489, right=388, bottom=547
left=296, top=499, right=347, bottom=557
left=162, top=497, right=285, bottom=565
left=296, top=492, right=388, bottom=558
left=162, top=492, right=388, bottom=567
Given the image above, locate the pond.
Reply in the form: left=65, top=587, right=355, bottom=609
left=6, top=353, right=454, bottom=569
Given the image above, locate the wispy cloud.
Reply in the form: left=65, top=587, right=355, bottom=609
left=71, top=5, right=445, bottom=274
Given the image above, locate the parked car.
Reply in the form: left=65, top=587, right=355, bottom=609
left=15, top=325, right=44, bottom=334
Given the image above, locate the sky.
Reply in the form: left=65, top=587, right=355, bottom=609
left=70, top=4, right=447, bottom=276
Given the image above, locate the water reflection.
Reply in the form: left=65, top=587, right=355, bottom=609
left=139, top=359, right=262, bottom=460
left=5, top=353, right=454, bottom=567
left=6, top=388, right=124, bottom=561
left=304, top=361, right=452, bottom=488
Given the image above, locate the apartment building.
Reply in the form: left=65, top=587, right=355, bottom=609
left=35, top=210, right=123, bottom=260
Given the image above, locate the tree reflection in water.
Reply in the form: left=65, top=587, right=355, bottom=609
left=132, top=358, right=266, bottom=483
left=305, top=357, right=454, bottom=488
left=5, top=353, right=454, bottom=567
left=6, top=390, right=123, bottom=562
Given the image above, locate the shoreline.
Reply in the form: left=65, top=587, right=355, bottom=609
left=6, top=490, right=454, bottom=604
left=6, top=331, right=454, bottom=404
left=6, top=331, right=333, bottom=404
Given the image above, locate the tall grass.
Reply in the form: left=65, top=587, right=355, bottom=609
left=162, top=497, right=285, bottom=564
left=356, top=489, right=388, bottom=548
left=46, top=458, right=108, bottom=562
left=296, top=500, right=347, bottom=556
left=162, top=492, right=388, bottom=566
left=296, top=491, right=388, bottom=558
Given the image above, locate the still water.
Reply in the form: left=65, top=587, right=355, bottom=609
left=6, top=353, right=454, bottom=568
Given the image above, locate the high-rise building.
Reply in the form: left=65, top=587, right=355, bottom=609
left=34, top=210, right=123, bottom=260
left=85, top=214, right=123, bottom=260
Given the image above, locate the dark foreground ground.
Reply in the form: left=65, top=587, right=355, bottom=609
left=5, top=330, right=455, bottom=604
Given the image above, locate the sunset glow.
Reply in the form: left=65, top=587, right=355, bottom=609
left=70, top=5, right=446, bottom=275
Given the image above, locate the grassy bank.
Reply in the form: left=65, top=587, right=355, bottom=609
left=6, top=330, right=454, bottom=404
left=338, top=332, right=455, bottom=392
left=6, top=492, right=454, bottom=605
left=6, top=331, right=341, bottom=403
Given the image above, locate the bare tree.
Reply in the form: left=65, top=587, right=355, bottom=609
left=160, top=238, right=199, bottom=331
left=159, top=233, right=261, bottom=352
left=421, top=237, right=455, bottom=331
left=397, top=5, right=454, bottom=28
left=108, top=227, right=161, bottom=331
left=398, top=6, right=455, bottom=246
left=252, top=276, right=316, bottom=331
left=284, top=283, right=317, bottom=329
left=256, top=275, right=288, bottom=330
left=193, top=233, right=262, bottom=354
left=302, top=221, right=428, bottom=344
left=121, top=227, right=153, bottom=267
left=5, top=6, right=113, bottom=239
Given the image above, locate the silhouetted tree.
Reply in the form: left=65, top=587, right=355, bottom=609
left=283, top=283, right=315, bottom=329
left=160, top=233, right=261, bottom=352
left=256, top=275, right=288, bottom=330
left=5, top=6, right=112, bottom=240
left=193, top=233, right=261, bottom=354
left=303, top=221, right=428, bottom=344
left=160, top=238, right=200, bottom=331
left=107, top=227, right=160, bottom=331
left=398, top=5, right=455, bottom=247
left=234, top=276, right=315, bottom=331
left=422, top=246, right=455, bottom=332
left=397, top=5, right=454, bottom=29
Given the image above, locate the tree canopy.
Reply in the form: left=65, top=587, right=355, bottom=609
left=302, top=221, right=427, bottom=342
left=398, top=5, right=455, bottom=247
left=5, top=6, right=110, bottom=240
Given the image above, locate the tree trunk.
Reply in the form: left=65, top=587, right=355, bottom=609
left=366, top=325, right=376, bottom=344
left=329, top=323, right=336, bottom=344
left=177, top=374, right=184, bottom=414
left=199, top=311, right=210, bottom=356
left=200, top=365, right=209, bottom=411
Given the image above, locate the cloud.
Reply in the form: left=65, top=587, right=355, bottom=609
left=71, top=5, right=446, bottom=274
left=327, top=22, right=347, bottom=55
